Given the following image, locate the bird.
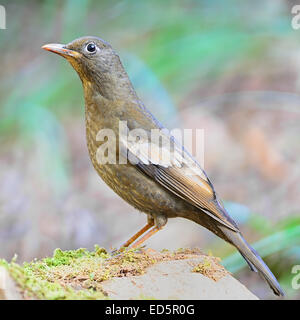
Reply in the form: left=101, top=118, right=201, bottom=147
left=42, top=36, right=284, bottom=296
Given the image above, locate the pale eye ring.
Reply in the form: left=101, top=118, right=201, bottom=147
left=86, top=42, right=97, bottom=53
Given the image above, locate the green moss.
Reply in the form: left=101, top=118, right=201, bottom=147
left=42, top=247, right=109, bottom=267
left=2, top=246, right=152, bottom=299
left=1, top=246, right=111, bottom=300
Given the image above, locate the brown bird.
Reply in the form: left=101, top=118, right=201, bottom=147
left=42, top=36, right=284, bottom=296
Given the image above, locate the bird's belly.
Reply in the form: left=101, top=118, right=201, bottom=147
left=98, top=162, right=186, bottom=216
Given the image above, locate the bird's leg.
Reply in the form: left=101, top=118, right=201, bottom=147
left=121, top=224, right=152, bottom=248
left=130, top=214, right=167, bottom=249
left=130, top=226, right=161, bottom=249
left=118, top=215, right=154, bottom=250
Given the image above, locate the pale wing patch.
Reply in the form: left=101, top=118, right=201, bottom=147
left=120, top=135, right=186, bottom=168
left=120, top=133, right=213, bottom=195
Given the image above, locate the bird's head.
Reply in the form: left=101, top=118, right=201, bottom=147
left=42, top=36, right=135, bottom=100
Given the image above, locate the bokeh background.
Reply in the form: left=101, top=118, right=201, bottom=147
left=1, top=0, right=300, bottom=299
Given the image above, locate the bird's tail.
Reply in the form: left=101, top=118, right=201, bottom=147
left=220, top=226, right=284, bottom=296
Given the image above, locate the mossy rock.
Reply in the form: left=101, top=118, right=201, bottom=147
left=0, top=246, right=257, bottom=300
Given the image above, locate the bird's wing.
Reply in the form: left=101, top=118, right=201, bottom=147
left=120, top=127, right=239, bottom=231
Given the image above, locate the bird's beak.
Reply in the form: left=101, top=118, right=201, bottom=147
left=42, top=43, right=81, bottom=59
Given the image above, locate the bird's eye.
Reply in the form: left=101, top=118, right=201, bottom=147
left=86, top=43, right=97, bottom=53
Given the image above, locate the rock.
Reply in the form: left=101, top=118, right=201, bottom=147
left=101, top=257, right=258, bottom=300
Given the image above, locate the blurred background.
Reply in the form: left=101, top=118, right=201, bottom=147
left=0, top=0, right=300, bottom=299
